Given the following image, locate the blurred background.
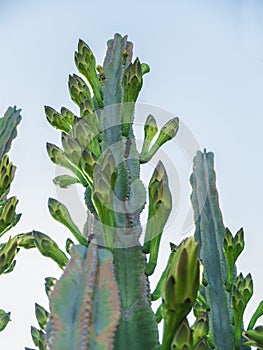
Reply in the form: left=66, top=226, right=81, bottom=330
left=0, top=0, right=262, bottom=348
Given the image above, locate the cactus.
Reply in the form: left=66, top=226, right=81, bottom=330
left=2, top=35, right=262, bottom=350
left=42, top=33, right=184, bottom=350
left=190, top=149, right=263, bottom=350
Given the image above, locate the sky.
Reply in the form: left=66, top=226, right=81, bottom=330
left=0, top=0, right=263, bottom=348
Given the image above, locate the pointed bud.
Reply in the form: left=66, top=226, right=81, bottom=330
left=140, top=114, right=158, bottom=160
left=244, top=326, right=263, bottom=348
left=75, top=39, right=103, bottom=108
left=31, top=326, right=45, bottom=348
left=60, top=107, right=75, bottom=126
left=0, top=309, right=11, bottom=331
left=45, top=106, right=71, bottom=133
left=223, top=228, right=245, bottom=291
left=192, top=338, right=208, bottom=350
left=15, top=232, right=35, bottom=249
left=33, top=231, right=68, bottom=269
left=124, top=58, right=143, bottom=103
left=1, top=196, right=18, bottom=225
left=144, top=161, right=172, bottom=275
left=48, top=198, right=87, bottom=246
left=0, top=237, right=18, bottom=274
left=156, top=117, right=179, bottom=146
left=0, top=154, right=15, bottom=198
left=61, top=133, right=82, bottom=165
left=68, top=74, right=93, bottom=107
left=162, top=237, right=200, bottom=347
left=140, top=117, right=179, bottom=163
left=170, top=318, right=193, bottom=350
left=192, top=312, right=208, bottom=345
left=35, top=303, right=49, bottom=330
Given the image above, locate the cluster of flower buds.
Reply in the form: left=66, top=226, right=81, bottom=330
left=140, top=115, right=179, bottom=163
left=74, top=39, right=103, bottom=108
left=44, top=106, right=73, bottom=133
left=223, top=227, right=245, bottom=291
left=143, top=161, right=172, bottom=276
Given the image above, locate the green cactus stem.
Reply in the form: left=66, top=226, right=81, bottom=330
left=190, top=150, right=235, bottom=349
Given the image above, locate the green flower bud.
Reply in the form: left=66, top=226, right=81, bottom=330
left=244, top=326, right=263, bottom=348
left=45, top=106, right=71, bottom=133
left=68, top=74, right=93, bottom=107
left=162, top=237, right=200, bottom=350
left=192, top=338, right=208, bottom=350
left=48, top=198, right=87, bottom=246
left=156, top=117, right=179, bottom=147
left=71, top=119, right=101, bottom=158
left=141, top=63, right=150, bottom=76
left=144, top=161, right=172, bottom=275
left=1, top=196, right=18, bottom=225
left=192, top=312, right=208, bottom=345
left=35, top=303, right=49, bottom=330
left=60, top=107, right=75, bottom=126
left=47, top=142, right=89, bottom=186
left=232, top=273, right=253, bottom=349
left=170, top=318, right=193, bottom=350
left=0, top=309, right=11, bottom=332
left=0, top=154, right=15, bottom=198
left=31, top=326, right=46, bottom=348
left=223, top=228, right=245, bottom=291
left=61, top=133, right=82, bottom=165
left=140, top=114, right=158, bottom=161
left=0, top=237, right=18, bottom=274
left=75, top=39, right=103, bottom=108
left=15, top=232, right=35, bottom=249
left=123, top=58, right=143, bottom=103
left=140, top=117, right=179, bottom=163
left=33, top=231, right=68, bottom=269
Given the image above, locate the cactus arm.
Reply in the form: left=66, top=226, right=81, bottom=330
left=97, top=34, right=160, bottom=349
left=190, top=150, right=235, bottom=349
left=46, top=244, right=120, bottom=350
left=113, top=247, right=160, bottom=349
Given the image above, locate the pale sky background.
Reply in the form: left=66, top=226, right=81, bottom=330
left=0, top=0, right=263, bottom=349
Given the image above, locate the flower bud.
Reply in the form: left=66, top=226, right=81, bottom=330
left=162, top=237, right=200, bottom=349
left=35, top=303, right=49, bottom=330
left=33, top=231, right=68, bottom=269
left=45, top=106, right=71, bottom=133
left=0, top=309, right=11, bottom=331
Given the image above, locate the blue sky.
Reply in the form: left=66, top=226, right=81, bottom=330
left=0, top=0, right=263, bottom=348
